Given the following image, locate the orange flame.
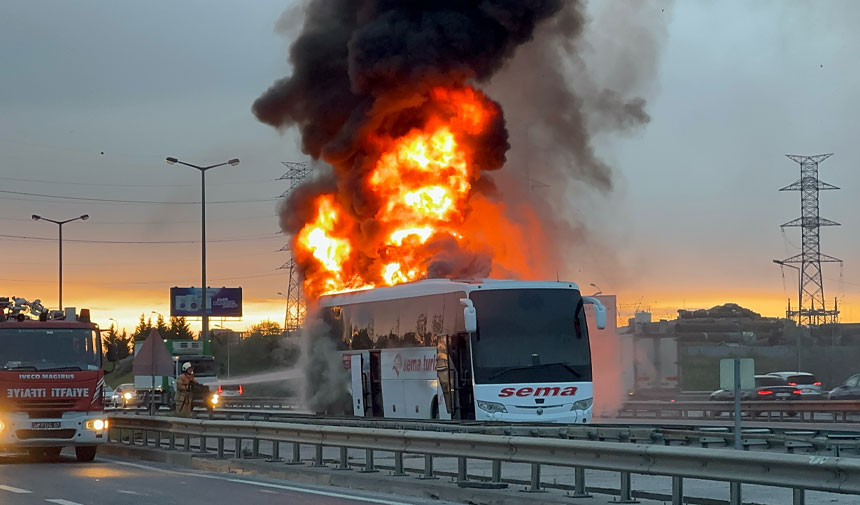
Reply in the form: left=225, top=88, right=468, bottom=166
left=292, top=85, right=544, bottom=300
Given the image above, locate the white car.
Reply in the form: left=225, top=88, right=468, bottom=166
left=217, top=384, right=244, bottom=398
left=112, top=383, right=138, bottom=408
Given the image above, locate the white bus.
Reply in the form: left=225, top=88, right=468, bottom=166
left=317, top=279, right=606, bottom=423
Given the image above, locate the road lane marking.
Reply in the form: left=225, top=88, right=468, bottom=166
left=107, top=459, right=425, bottom=505
left=46, top=500, right=83, bottom=505
left=0, top=485, right=32, bottom=494
left=222, top=478, right=416, bottom=505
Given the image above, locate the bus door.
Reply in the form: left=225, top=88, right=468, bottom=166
left=455, top=334, right=475, bottom=420
left=437, top=340, right=454, bottom=418
left=369, top=351, right=384, bottom=417
left=443, top=334, right=475, bottom=420
left=349, top=354, right=365, bottom=417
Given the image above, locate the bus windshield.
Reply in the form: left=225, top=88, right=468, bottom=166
left=0, top=328, right=101, bottom=371
left=469, top=289, right=591, bottom=384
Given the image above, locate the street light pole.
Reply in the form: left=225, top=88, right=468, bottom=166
left=773, top=259, right=802, bottom=372
left=32, top=214, right=89, bottom=310
left=166, top=157, right=239, bottom=342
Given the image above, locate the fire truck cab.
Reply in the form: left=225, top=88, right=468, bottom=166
left=0, top=297, right=109, bottom=461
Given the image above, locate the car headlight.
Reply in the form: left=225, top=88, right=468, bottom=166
left=570, top=398, right=594, bottom=411
left=209, top=394, right=220, bottom=406
left=0, top=420, right=5, bottom=432
left=85, top=419, right=108, bottom=431
left=477, top=400, right=507, bottom=414
left=123, top=392, right=133, bottom=400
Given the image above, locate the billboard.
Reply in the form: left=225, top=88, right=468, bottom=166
left=170, top=287, right=242, bottom=317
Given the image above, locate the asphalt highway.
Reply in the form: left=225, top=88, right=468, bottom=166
left=0, top=449, right=458, bottom=505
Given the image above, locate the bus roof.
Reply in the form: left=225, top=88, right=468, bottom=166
left=318, top=279, right=581, bottom=307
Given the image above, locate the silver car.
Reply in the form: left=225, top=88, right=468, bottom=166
left=765, top=372, right=823, bottom=399
left=113, top=383, right=138, bottom=408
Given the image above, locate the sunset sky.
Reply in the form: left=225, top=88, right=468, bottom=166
left=2, top=1, right=859, bottom=333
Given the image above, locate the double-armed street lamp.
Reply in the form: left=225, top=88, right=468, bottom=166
left=165, top=157, right=240, bottom=341
left=32, top=213, right=89, bottom=310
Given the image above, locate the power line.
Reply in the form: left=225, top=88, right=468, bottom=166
left=0, top=189, right=277, bottom=205
left=0, top=215, right=280, bottom=225
left=0, top=175, right=280, bottom=188
left=0, top=233, right=282, bottom=244
left=0, top=270, right=288, bottom=286
left=2, top=248, right=279, bottom=266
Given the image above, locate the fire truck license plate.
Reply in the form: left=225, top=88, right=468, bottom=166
left=31, top=422, right=61, bottom=429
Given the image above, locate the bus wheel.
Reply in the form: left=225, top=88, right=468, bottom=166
left=75, top=446, right=97, bottom=462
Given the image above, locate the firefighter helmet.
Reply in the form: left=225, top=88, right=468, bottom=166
left=182, top=362, right=193, bottom=372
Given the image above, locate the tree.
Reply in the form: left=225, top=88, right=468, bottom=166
left=103, top=325, right=132, bottom=361
left=154, top=313, right=169, bottom=336
left=210, top=321, right=286, bottom=376
left=248, top=320, right=282, bottom=338
left=168, top=316, right=194, bottom=340
left=103, top=324, right=120, bottom=362
left=117, top=330, right=132, bottom=360
left=132, top=314, right=153, bottom=342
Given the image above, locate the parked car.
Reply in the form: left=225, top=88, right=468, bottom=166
left=709, top=375, right=802, bottom=401
left=766, top=372, right=823, bottom=399
left=827, top=374, right=860, bottom=400
left=113, top=383, right=137, bottom=408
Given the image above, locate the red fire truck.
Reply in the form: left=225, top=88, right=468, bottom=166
left=0, top=297, right=110, bottom=461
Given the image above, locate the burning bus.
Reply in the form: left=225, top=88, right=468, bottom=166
left=318, top=279, right=605, bottom=423
left=254, top=4, right=627, bottom=424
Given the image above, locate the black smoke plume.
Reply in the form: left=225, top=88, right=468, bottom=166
left=255, top=0, right=566, bottom=286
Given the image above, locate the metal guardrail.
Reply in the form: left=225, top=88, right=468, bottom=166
left=217, top=397, right=298, bottom=409
left=108, top=404, right=860, bottom=456
left=620, top=400, right=860, bottom=422
left=108, top=414, right=860, bottom=505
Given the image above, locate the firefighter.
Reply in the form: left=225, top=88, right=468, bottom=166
left=174, top=362, right=198, bottom=418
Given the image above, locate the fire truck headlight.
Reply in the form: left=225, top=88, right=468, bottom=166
left=85, top=419, right=108, bottom=431
left=477, top=400, right=507, bottom=414
left=570, top=398, right=593, bottom=412
left=209, top=394, right=220, bottom=406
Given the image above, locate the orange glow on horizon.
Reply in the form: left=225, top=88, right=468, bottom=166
left=5, top=278, right=858, bottom=335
